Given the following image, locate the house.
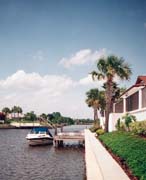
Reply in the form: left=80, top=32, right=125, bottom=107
left=108, top=76, right=146, bottom=132
left=0, top=112, right=6, bottom=124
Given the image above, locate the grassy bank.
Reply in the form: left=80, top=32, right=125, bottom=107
left=99, top=132, right=146, bottom=180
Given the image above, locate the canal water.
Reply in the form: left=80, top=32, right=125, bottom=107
left=0, top=125, right=90, bottom=180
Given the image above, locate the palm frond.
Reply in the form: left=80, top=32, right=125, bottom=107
left=90, top=71, right=98, bottom=80
left=97, top=58, right=107, bottom=73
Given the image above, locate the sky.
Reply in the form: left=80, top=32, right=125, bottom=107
left=0, top=0, right=146, bottom=118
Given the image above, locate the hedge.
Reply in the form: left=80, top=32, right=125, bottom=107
left=99, top=132, right=146, bottom=180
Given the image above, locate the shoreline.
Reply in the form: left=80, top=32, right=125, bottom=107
left=0, top=124, right=15, bottom=129
left=0, top=124, right=53, bottom=129
left=0, top=123, right=92, bottom=129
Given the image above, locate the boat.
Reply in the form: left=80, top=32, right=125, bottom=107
left=26, top=127, right=53, bottom=146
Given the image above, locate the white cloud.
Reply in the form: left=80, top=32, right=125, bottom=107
left=79, top=74, right=106, bottom=89
left=0, top=70, right=77, bottom=114
left=0, top=70, right=75, bottom=94
left=0, top=70, right=107, bottom=118
left=59, top=48, right=106, bottom=68
left=79, top=74, right=94, bottom=85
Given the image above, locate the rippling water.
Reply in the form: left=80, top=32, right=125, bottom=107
left=0, top=125, right=90, bottom=180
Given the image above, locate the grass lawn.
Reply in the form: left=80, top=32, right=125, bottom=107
left=99, top=131, right=146, bottom=180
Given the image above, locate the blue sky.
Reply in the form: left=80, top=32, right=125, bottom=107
left=0, top=0, right=146, bottom=118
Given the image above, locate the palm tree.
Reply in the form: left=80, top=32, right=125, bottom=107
left=17, top=106, right=23, bottom=119
left=91, top=55, right=132, bottom=132
left=11, top=106, right=23, bottom=119
left=2, top=107, right=11, bottom=119
left=103, top=82, right=126, bottom=112
left=86, top=88, right=105, bottom=126
left=11, top=106, right=18, bottom=119
left=98, top=90, right=106, bottom=117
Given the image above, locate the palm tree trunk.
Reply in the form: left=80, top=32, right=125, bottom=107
left=93, top=108, right=99, bottom=126
left=105, top=79, right=113, bottom=132
left=105, top=103, right=110, bottom=132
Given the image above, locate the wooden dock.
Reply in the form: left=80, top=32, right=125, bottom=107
left=53, top=131, right=85, bottom=147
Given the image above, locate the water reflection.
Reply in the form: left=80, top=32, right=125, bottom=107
left=0, top=125, right=89, bottom=180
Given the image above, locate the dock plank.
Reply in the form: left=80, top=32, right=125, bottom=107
left=53, top=131, right=84, bottom=147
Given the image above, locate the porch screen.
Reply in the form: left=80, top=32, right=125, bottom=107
left=126, top=92, right=138, bottom=112
left=115, top=99, right=123, bottom=113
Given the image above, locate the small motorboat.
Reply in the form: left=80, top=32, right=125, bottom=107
left=26, top=127, right=53, bottom=146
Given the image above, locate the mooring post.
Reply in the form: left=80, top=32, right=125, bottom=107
left=53, top=139, right=56, bottom=147
left=61, top=125, right=63, bottom=132
left=54, top=139, right=58, bottom=147
left=57, top=140, right=63, bottom=147
left=54, top=126, right=57, bottom=135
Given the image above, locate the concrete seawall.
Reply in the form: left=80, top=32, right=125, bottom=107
left=85, top=129, right=129, bottom=180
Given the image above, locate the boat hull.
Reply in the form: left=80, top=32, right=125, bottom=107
left=26, top=127, right=53, bottom=146
left=27, top=137, right=53, bottom=146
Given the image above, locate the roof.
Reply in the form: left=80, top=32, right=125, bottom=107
left=121, top=76, right=146, bottom=98
left=135, top=76, right=146, bottom=85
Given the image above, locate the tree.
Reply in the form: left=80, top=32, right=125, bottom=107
left=2, top=107, right=11, bottom=119
left=17, top=106, right=23, bottom=119
left=98, top=90, right=106, bottom=116
left=47, top=114, right=54, bottom=121
left=11, top=106, right=18, bottom=119
left=86, top=88, right=105, bottom=126
left=103, top=82, right=126, bottom=112
left=40, top=113, right=48, bottom=120
left=24, top=111, right=37, bottom=122
left=51, top=112, right=62, bottom=124
left=91, top=55, right=132, bottom=132
left=52, top=112, right=61, bottom=119
left=11, top=106, right=22, bottom=119
left=47, top=112, right=74, bottom=125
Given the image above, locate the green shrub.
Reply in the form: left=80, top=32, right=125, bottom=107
left=115, top=118, right=126, bottom=131
left=130, top=120, right=146, bottom=136
left=122, top=113, right=136, bottom=131
left=115, top=118, right=121, bottom=130
left=5, top=119, right=11, bottom=124
left=96, top=128, right=104, bottom=136
left=115, top=114, right=137, bottom=132
left=99, top=132, right=146, bottom=179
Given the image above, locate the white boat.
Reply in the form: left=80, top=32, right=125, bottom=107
left=26, top=127, right=53, bottom=146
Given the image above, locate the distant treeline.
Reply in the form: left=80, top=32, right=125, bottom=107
left=0, top=107, right=93, bottom=125
left=47, top=112, right=93, bottom=125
